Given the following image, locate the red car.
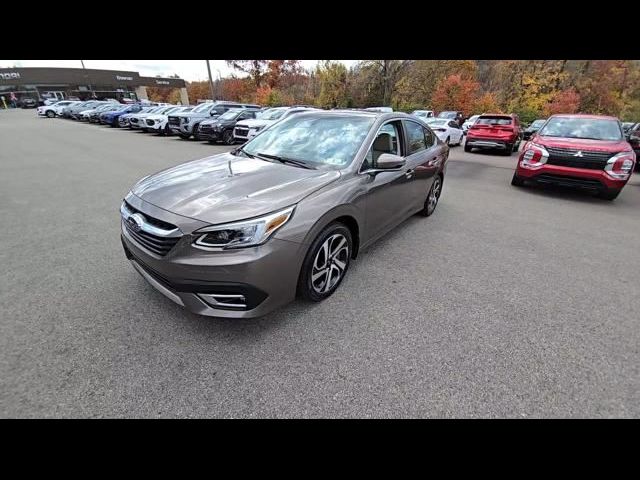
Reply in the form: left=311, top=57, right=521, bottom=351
left=464, top=113, right=522, bottom=156
left=511, top=114, right=636, bottom=200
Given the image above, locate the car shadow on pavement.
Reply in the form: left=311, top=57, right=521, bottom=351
left=513, top=182, right=621, bottom=205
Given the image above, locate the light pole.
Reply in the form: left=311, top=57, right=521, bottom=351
left=80, top=60, right=94, bottom=99
left=206, top=60, right=215, bottom=101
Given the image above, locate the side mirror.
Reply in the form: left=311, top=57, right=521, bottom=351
left=376, top=153, right=406, bottom=170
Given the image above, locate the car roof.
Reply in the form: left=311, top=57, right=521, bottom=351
left=548, top=113, right=619, bottom=121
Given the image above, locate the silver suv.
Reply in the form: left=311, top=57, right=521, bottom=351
left=121, top=110, right=448, bottom=318
left=168, top=101, right=261, bottom=139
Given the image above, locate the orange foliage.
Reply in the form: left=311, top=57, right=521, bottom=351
left=546, top=88, right=581, bottom=115
left=432, top=74, right=479, bottom=114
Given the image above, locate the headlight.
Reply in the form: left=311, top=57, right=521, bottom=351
left=193, top=206, right=295, bottom=250
left=254, top=126, right=264, bottom=132
left=182, top=117, right=190, bottom=123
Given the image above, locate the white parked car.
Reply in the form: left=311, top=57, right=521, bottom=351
left=364, top=106, right=393, bottom=113
left=127, top=106, right=167, bottom=129
left=233, top=106, right=317, bottom=142
left=143, top=106, right=193, bottom=135
left=425, top=118, right=464, bottom=146
left=462, top=114, right=480, bottom=134
left=411, top=110, right=434, bottom=119
left=37, top=100, right=80, bottom=118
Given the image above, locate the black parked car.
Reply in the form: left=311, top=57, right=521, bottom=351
left=522, top=119, right=547, bottom=140
left=20, top=98, right=37, bottom=109
left=622, top=122, right=637, bottom=139
left=195, top=108, right=259, bottom=144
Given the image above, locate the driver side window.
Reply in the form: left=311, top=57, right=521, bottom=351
left=362, top=121, right=402, bottom=170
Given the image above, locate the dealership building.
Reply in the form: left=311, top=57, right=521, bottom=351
left=0, top=67, right=189, bottom=104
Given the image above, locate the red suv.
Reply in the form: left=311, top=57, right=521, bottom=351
left=465, top=113, right=522, bottom=156
left=511, top=114, right=636, bottom=200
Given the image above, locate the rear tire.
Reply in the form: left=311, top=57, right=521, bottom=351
left=297, top=223, right=352, bottom=302
left=502, top=144, right=513, bottom=156
left=511, top=172, right=525, bottom=186
left=420, top=175, right=442, bottom=217
left=445, top=136, right=450, bottom=146
left=464, top=143, right=472, bottom=152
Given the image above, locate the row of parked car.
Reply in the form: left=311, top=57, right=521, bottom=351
left=39, top=99, right=638, bottom=201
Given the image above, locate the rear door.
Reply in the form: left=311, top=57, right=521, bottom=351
left=402, top=120, right=441, bottom=211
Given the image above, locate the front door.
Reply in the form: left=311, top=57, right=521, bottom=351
left=360, top=121, right=415, bottom=242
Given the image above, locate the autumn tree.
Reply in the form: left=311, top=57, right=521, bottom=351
left=473, top=92, right=501, bottom=114
left=393, top=60, right=477, bottom=111
left=186, top=81, right=212, bottom=103
left=316, top=61, right=350, bottom=108
left=431, top=74, right=479, bottom=113
left=545, top=88, right=580, bottom=115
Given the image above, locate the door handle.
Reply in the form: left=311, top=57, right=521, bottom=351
left=405, top=169, right=414, bottom=179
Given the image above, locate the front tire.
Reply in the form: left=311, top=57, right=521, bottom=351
left=420, top=175, right=442, bottom=217
left=464, top=143, right=472, bottom=153
left=511, top=172, right=525, bottom=186
left=46, top=110, right=55, bottom=118
left=297, top=223, right=352, bottom=302
left=222, top=129, right=234, bottom=145
left=598, top=189, right=620, bottom=201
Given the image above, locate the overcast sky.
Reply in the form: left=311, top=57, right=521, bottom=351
left=0, top=60, right=359, bottom=81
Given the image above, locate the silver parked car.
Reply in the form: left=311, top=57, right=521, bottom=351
left=121, top=110, right=448, bottom=318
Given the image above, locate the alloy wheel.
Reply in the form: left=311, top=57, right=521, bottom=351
left=427, top=177, right=441, bottom=215
left=311, top=234, right=350, bottom=294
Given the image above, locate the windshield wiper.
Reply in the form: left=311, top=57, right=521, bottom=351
left=255, top=152, right=315, bottom=169
left=231, top=146, right=254, bottom=158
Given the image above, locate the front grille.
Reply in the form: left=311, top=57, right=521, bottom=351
left=168, top=116, right=180, bottom=126
left=545, top=147, right=614, bottom=170
left=124, top=225, right=180, bottom=256
left=199, top=124, right=213, bottom=133
left=235, top=128, right=249, bottom=137
left=533, top=174, right=603, bottom=190
left=123, top=202, right=181, bottom=256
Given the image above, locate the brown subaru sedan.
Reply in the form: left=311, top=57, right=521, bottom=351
left=121, top=110, right=449, bottom=318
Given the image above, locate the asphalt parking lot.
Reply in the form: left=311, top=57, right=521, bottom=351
left=1, top=109, right=639, bottom=418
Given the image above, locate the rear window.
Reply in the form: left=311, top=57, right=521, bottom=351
left=476, top=116, right=513, bottom=125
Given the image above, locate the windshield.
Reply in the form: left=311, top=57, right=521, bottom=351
left=193, top=103, right=213, bottom=113
left=531, top=119, right=546, bottom=128
left=260, top=108, right=287, bottom=120
left=218, top=109, right=243, bottom=120
left=243, top=114, right=375, bottom=167
left=477, top=116, right=512, bottom=125
left=438, top=111, right=457, bottom=118
left=538, top=117, right=622, bottom=141
left=426, top=119, right=447, bottom=125
left=413, top=111, right=431, bottom=117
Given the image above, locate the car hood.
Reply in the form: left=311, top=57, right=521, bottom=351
left=145, top=114, right=168, bottom=121
left=236, top=118, right=275, bottom=128
left=534, top=135, right=631, bottom=152
left=131, top=153, right=341, bottom=225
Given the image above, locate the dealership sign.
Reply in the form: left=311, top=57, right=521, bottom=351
left=0, top=72, right=20, bottom=80
left=156, top=80, right=170, bottom=85
left=116, top=75, right=133, bottom=81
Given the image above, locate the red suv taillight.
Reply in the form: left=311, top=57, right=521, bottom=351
left=604, top=152, right=635, bottom=180
left=520, top=143, right=549, bottom=169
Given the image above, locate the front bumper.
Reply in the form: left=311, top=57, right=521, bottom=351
left=170, top=122, right=195, bottom=135
left=515, top=163, right=629, bottom=192
left=195, top=128, right=221, bottom=141
left=145, top=119, right=167, bottom=131
left=120, top=199, right=305, bottom=319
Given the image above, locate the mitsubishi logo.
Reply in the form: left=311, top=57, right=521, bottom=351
left=573, top=151, right=584, bottom=157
